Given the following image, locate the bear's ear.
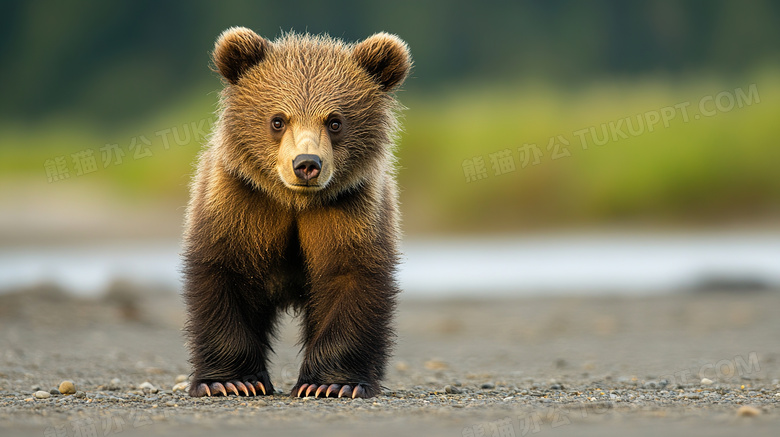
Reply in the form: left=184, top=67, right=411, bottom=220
left=212, top=27, right=269, bottom=85
left=352, top=33, right=412, bottom=92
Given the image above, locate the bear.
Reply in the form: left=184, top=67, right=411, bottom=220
left=182, top=27, right=411, bottom=399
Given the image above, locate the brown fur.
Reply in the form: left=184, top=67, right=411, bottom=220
left=182, top=28, right=411, bottom=398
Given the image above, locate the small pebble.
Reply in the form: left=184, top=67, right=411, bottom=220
left=444, top=385, right=461, bottom=394
left=481, top=382, right=495, bottom=389
left=49, top=389, right=60, bottom=395
left=172, top=382, right=189, bottom=392
left=74, top=391, right=86, bottom=398
left=174, top=374, right=188, bottom=384
left=643, top=380, right=666, bottom=389
left=700, top=378, right=713, bottom=386
left=165, top=401, right=176, bottom=407
left=737, top=405, right=761, bottom=417
left=34, top=391, right=51, bottom=399
left=106, top=378, right=121, bottom=391
left=59, top=380, right=76, bottom=395
left=139, top=381, right=158, bottom=393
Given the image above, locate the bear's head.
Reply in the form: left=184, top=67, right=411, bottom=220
left=210, top=28, right=411, bottom=208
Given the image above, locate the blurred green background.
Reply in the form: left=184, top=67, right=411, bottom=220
left=2, top=0, right=779, bottom=244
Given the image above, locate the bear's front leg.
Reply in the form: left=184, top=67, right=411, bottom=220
left=292, top=205, right=400, bottom=399
left=292, top=270, right=398, bottom=398
left=183, top=257, right=278, bottom=397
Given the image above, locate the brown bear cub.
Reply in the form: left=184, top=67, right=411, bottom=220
left=182, top=27, right=411, bottom=399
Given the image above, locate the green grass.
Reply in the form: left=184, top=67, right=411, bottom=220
left=397, top=70, right=780, bottom=232
left=3, top=71, right=779, bottom=233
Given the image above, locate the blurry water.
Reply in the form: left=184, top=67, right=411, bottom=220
left=0, top=242, right=182, bottom=296
left=2, top=233, right=780, bottom=297
left=399, top=233, right=780, bottom=297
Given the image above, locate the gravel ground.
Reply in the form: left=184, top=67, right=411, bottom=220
left=1, top=285, right=779, bottom=436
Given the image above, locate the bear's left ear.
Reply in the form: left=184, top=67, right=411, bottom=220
left=212, top=27, right=269, bottom=85
left=352, top=33, right=412, bottom=92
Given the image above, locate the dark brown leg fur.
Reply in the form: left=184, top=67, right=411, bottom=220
left=183, top=257, right=279, bottom=397
left=292, top=272, right=397, bottom=398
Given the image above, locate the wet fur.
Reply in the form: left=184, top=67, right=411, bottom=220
left=183, top=29, right=411, bottom=397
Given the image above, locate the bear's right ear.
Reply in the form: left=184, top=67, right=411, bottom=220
left=212, top=27, right=269, bottom=85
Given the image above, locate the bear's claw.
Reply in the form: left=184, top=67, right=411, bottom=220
left=293, top=383, right=368, bottom=399
left=191, top=379, right=269, bottom=397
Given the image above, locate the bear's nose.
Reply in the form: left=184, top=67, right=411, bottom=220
left=292, top=154, right=322, bottom=181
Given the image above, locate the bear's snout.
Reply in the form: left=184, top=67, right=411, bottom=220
left=292, top=154, right=322, bottom=181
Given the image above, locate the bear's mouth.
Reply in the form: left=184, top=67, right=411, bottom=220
left=286, top=182, right=324, bottom=192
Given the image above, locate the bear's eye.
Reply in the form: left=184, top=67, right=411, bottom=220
left=328, top=119, right=342, bottom=133
left=271, top=117, right=285, bottom=131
